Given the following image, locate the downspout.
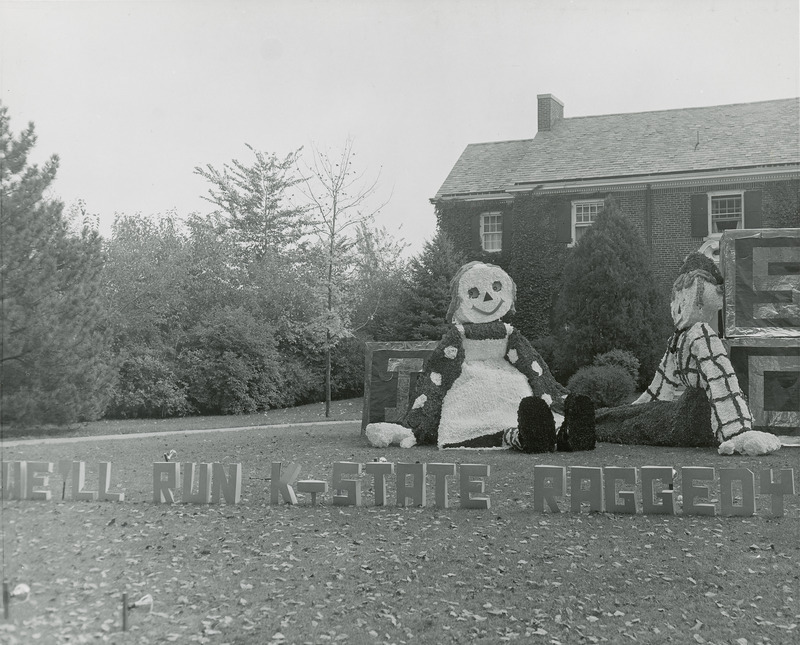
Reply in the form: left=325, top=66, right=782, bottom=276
left=644, top=183, right=653, bottom=253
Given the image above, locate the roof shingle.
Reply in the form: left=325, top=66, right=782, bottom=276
left=434, top=98, right=800, bottom=199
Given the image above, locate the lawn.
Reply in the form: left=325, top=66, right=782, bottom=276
left=0, top=399, right=798, bottom=645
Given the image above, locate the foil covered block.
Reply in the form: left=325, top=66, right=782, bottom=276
left=725, top=337, right=800, bottom=442
left=361, top=341, right=438, bottom=432
left=721, top=228, right=800, bottom=338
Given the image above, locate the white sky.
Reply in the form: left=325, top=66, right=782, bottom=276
left=1, top=0, right=798, bottom=254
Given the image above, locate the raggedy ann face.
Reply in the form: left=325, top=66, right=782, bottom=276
left=449, top=262, right=516, bottom=324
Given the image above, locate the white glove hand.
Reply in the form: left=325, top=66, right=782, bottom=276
left=718, top=430, right=781, bottom=456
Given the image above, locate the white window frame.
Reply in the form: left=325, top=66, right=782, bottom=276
left=480, top=212, right=503, bottom=253
left=707, top=191, right=744, bottom=239
left=570, top=199, right=603, bottom=247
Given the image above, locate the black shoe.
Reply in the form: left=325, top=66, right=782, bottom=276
left=560, top=393, right=596, bottom=451
left=517, top=396, right=556, bottom=453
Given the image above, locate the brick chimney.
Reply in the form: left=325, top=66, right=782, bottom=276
left=537, top=94, right=564, bottom=131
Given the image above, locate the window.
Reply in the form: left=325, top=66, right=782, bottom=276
left=481, top=212, right=502, bottom=252
left=571, top=200, right=603, bottom=245
left=709, top=192, right=743, bottom=234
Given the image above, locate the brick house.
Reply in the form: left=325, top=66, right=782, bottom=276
left=432, top=95, right=800, bottom=339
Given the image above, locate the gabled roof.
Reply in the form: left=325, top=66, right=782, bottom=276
left=434, top=97, right=800, bottom=200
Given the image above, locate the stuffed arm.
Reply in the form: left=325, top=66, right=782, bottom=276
left=633, top=334, right=684, bottom=404
left=505, top=328, right=568, bottom=415
left=403, top=326, right=465, bottom=445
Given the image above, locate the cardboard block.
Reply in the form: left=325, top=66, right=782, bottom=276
left=153, top=462, right=181, bottom=504
left=271, top=462, right=300, bottom=505
left=181, top=463, right=212, bottom=504
left=570, top=466, right=603, bottom=513
left=98, top=462, right=125, bottom=502
left=604, top=467, right=638, bottom=514
left=681, top=467, right=717, bottom=516
left=640, top=466, right=675, bottom=515
left=26, top=462, right=53, bottom=501
left=459, top=464, right=490, bottom=510
left=362, top=341, right=438, bottom=431
left=364, top=462, right=394, bottom=506
left=719, top=468, right=756, bottom=516
left=533, top=465, right=566, bottom=513
left=760, top=468, right=795, bottom=517
left=72, top=461, right=98, bottom=501
left=297, top=480, right=328, bottom=506
left=396, top=462, right=426, bottom=507
left=726, top=337, right=800, bottom=440
left=332, top=462, right=362, bottom=507
left=721, top=228, right=800, bottom=338
left=428, top=463, right=456, bottom=509
left=2, top=461, right=27, bottom=500
left=211, top=463, right=241, bottom=505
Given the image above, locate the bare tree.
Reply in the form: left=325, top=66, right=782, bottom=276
left=298, top=138, right=388, bottom=416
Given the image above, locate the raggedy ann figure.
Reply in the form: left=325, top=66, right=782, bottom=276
left=365, top=261, right=595, bottom=452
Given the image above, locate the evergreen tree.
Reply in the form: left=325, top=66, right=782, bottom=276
left=0, top=103, right=114, bottom=426
left=553, top=197, right=670, bottom=388
left=376, top=229, right=465, bottom=341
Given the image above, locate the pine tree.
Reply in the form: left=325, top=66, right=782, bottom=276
left=553, top=197, right=670, bottom=388
left=376, top=230, right=465, bottom=341
left=0, top=103, right=114, bottom=426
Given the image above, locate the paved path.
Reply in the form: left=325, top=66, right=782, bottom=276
left=0, top=419, right=360, bottom=448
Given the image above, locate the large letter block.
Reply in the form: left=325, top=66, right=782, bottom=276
left=681, top=467, right=716, bottom=516
left=271, top=462, right=301, bottom=505
left=719, top=468, right=756, bottom=516
left=604, top=467, right=638, bottom=514
left=361, top=341, right=439, bottom=431
left=98, top=462, right=125, bottom=502
left=721, top=228, right=800, bottom=338
left=153, top=462, right=181, bottom=504
left=2, top=461, right=27, bottom=500
left=640, top=466, right=675, bottom=515
left=726, top=337, right=800, bottom=441
left=297, top=480, right=328, bottom=506
left=396, top=462, right=426, bottom=507
left=459, top=464, right=490, bottom=509
left=182, top=463, right=212, bottom=504
left=332, top=462, right=362, bottom=507
left=570, top=467, right=603, bottom=513
left=428, top=463, right=457, bottom=509
left=26, top=462, right=53, bottom=501
left=760, top=468, right=795, bottom=517
left=364, top=461, right=394, bottom=506
left=211, top=463, right=241, bottom=505
left=72, top=461, right=98, bottom=501
left=533, top=465, right=566, bottom=513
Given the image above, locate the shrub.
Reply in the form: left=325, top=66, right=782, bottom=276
left=553, top=197, right=671, bottom=388
left=567, top=364, right=635, bottom=408
left=593, top=349, right=640, bottom=384
left=179, top=308, right=284, bottom=415
left=107, top=351, right=193, bottom=419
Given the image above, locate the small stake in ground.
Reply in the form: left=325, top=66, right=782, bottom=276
left=122, top=592, right=128, bottom=631
left=2, top=581, right=9, bottom=620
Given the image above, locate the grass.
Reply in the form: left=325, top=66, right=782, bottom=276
left=0, top=399, right=798, bottom=645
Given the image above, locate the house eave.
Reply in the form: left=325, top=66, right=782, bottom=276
left=506, top=164, right=800, bottom=194
left=430, top=191, right=513, bottom=205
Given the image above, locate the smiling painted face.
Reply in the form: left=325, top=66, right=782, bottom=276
left=449, top=262, right=515, bottom=324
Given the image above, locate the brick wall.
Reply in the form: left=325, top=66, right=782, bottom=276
left=434, top=178, right=799, bottom=335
